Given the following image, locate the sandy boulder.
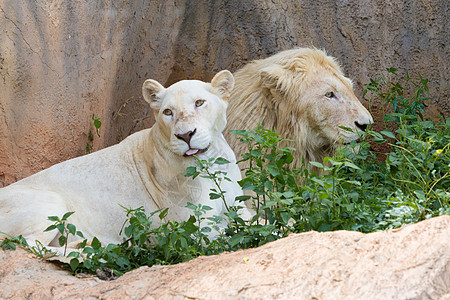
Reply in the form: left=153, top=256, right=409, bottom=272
left=0, top=215, right=448, bottom=299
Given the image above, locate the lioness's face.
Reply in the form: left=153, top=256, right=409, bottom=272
left=142, top=71, right=234, bottom=157
left=301, top=70, right=373, bottom=148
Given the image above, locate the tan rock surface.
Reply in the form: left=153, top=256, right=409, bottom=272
left=1, top=215, right=449, bottom=299
left=0, top=0, right=448, bottom=186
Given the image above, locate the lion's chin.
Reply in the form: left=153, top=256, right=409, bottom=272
left=183, top=147, right=209, bottom=157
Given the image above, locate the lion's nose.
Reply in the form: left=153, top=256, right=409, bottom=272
left=175, top=128, right=197, bottom=145
left=355, top=121, right=368, bottom=132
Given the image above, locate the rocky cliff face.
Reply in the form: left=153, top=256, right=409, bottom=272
left=0, top=215, right=449, bottom=299
left=0, top=0, right=448, bottom=185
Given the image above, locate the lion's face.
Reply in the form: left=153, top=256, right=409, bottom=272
left=258, top=49, right=373, bottom=156
left=298, top=69, right=373, bottom=148
left=142, top=70, right=234, bottom=157
left=225, top=48, right=374, bottom=168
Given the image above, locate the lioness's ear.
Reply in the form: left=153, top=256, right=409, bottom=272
left=142, top=79, right=166, bottom=110
left=210, top=70, right=234, bottom=100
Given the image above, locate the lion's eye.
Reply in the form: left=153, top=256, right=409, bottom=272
left=195, top=99, right=205, bottom=107
left=162, top=108, right=173, bottom=116
left=325, top=91, right=335, bottom=99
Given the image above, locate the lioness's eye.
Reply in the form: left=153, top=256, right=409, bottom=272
left=162, top=108, right=172, bottom=116
left=195, top=99, right=205, bottom=107
left=325, top=91, right=335, bottom=99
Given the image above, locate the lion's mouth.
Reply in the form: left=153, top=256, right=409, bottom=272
left=184, top=147, right=209, bottom=157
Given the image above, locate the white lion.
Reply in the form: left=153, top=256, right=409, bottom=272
left=225, top=48, right=374, bottom=171
left=0, top=70, right=249, bottom=251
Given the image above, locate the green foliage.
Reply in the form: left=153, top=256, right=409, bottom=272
left=2, top=69, right=448, bottom=278
left=0, top=233, right=55, bottom=258
left=44, top=211, right=85, bottom=256
left=27, top=204, right=228, bottom=275
left=1, top=233, right=29, bottom=250
left=86, top=114, right=102, bottom=153
left=185, top=156, right=233, bottom=212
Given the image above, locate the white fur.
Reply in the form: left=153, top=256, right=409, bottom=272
left=0, top=70, right=250, bottom=252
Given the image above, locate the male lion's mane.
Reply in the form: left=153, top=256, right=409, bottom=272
left=225, top=48, right=370, bottom=171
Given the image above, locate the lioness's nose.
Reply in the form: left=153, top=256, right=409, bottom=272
left=175, top=128, right=197, bottom=145
left=355, top=121, right=368, bottom=132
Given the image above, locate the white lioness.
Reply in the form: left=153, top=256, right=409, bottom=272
left=0, top=70, right=247, bottom=250
left=225, top=48, right=373, bottom=171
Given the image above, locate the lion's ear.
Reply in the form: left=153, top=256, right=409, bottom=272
left=211, top=70, right=234, bottom=100
left=259, top=65, right=286, bottom=90
left=260, top=65, right=297, bottom=98
left=142, top=79, right=166, bottom=110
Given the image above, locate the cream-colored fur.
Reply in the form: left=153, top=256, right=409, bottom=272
left=225, top=48, right=373, bottom=170
left=0, top=70, right=249, bottom=252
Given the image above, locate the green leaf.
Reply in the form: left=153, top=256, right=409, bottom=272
left=186, top=202, right=197, bottom=210
left=1, top=242, right=16, bottom=250
left=67, top=224, right=76, bottom=235
left=240, top=180, right=256, bottom=191
left=250, top=150, right=263, bottom=157
left=180, top=236, right=188, bottom=249
left=62, top=212, right=75, bottom=221
left=94, top=119, right=102, bottom=129
left=344, top=161, right=361, bottom=170
left=386, top=67, right=397, bottom=74
left=309, top=161, right=324, bottom=169
left=58, top=235, right=67, bottom=247
left=235, top=195, right=251, bottom=202
left=229, top=233, right=245, bottom=247
left=91, top=237, right=101, bottom=249
left=267, top=165, right=280, bottom=177
left=67, top=251, right=80, bottom=258
left=214, top=157, right=230, bottom=165
left=318, top=192, right=329, bottom=200
left=47, top=216, right=59, bottom=222
left=371, top=131, right=385, bottom=143
left=124, top=225, right=133, bottom=238
left=229, top=129, right=248, bottom=136
left=339, top=126, right=354, bottom=133
left=184, top=166, right=197, bottom=177
left=116, top=257, right=130, bottom=268
left=69, top=258, right=79, bottom=271
left=209, top=193, right=222, bottom=200
left=78, top=239, right=87, bottom=249
left=202, top=205, right=213, bottom=211
left=44, top=225, right=57, bottom=232
left=82, top=247, right=96, bottom=255
left=280, top=212, right=291, bottom=224
left=201, top=226, right=212, bottom=233
left=380, top=130, right=396, bottom=139
left=56, top=224, right=65, bottom=235
left=159, top=208, right=169, bottom=220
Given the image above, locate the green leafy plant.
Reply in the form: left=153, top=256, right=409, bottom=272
left=185, top=156, right=234, bottom=212
left=86, top=114, right=102, bottom=153
left=0, top=233, right=56, bottom=258
left=44, top=211, right=86, bottom=256
left=0, top=233, right=29, bottom=250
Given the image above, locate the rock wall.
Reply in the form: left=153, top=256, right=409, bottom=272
left=0, top=0, right=448, bottom=186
